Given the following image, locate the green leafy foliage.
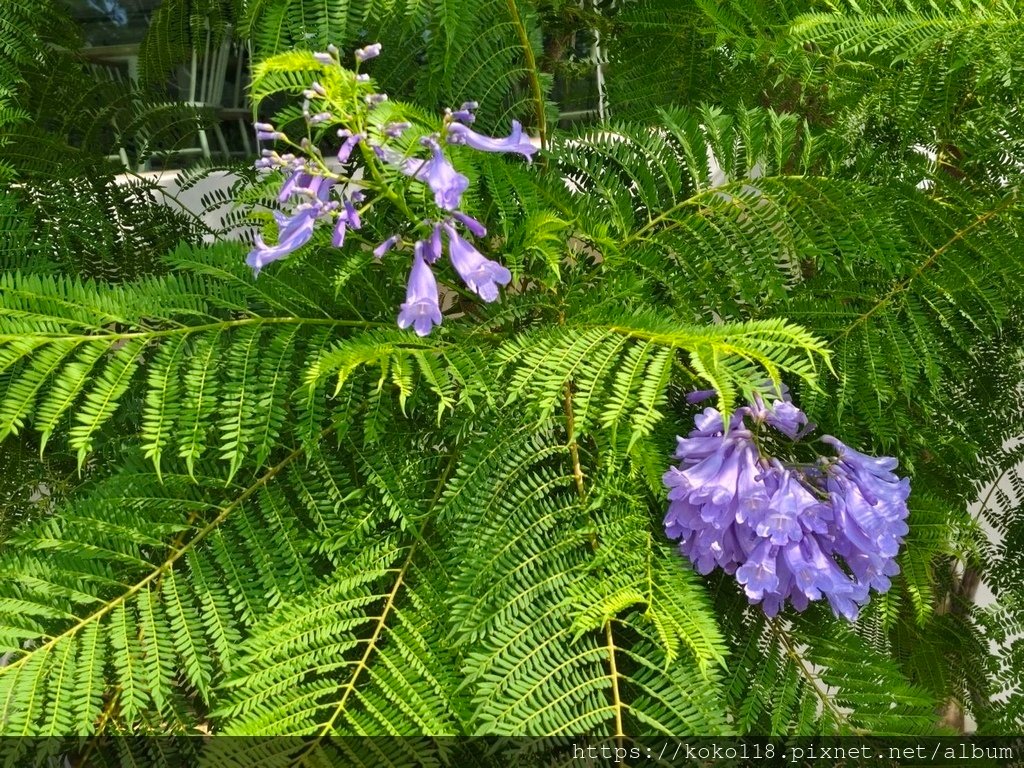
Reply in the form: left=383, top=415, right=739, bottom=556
left=0, top=0, right=1022, bottom=754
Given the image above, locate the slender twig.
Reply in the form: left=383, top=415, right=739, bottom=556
left=840, top=193, right=1016, bottom=339
left=0, top=438, right=318, bottom=679
left=505, top=0, right=548, bottom=151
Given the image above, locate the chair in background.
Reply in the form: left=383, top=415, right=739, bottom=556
left=172, top=25, right=234, bottom=162
left=216, top=40, right=254, bottom=159
left=85, top=61, right=133, bottom=170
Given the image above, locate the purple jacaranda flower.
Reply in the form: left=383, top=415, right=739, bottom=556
left=373, top=235, right=400, bottom=259
left=277, top=170, right=315, bottom=203
left=408, top=139, right=469, bottom=211
left=664, top=391, right=910, bottom=621
left=374, top=144, right=423, bottom=176
left=331, top=197, right=362, bottom=247
left=257, top=129, right=286, bottom=142
left=685, top=389, right=717, bottom=405
left=246, top=209, right=317, bottom=276
left=397, top=246, right=442, bottom=336
left=337, top=131, right=362, bottom=163
left=736, top=541, right=779, bottom=600
left=445, top=119, right=538, bottom=162
left=426, top=224, right=443, bottom=264
left=443, top=223, right=511, bottom=302
left=385, top=122, right=412, bottom=139
left=452, top=211, right=486, bottom=238
left=449, top=101, right=478, bottom=123
left=332, top=217, right=346, bottom=248
left=355, top=43, right=382, bottom=62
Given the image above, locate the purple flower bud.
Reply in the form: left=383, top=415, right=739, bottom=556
left=385, top=122, right=412, bottom=138
left=356, top=73, right=370, bottom=82
left=308, top=112, right=333, bottom=125
left=365, top=93, right=388, bottom=106
left=443, top=223, right=511, bottom=302
left=327, top=43, right=339, bottom=55
left=355, top=43, right=382, bottom=62
left=254, top=122, right=275, bottom=132
left=373, top=235, right=400, bottom=259
left=313, top=52, right=334, bottom=66
left=257, top=130, right=286, bottom=142
left=342, top=199, right=361, bottom=230
left=452, top=212, right=487, bottom=238
left=428, top=223, right=443, bottom=264
left=685, top=389, right=717, bottom=405
left=450, top=110, right=476, bottom=124
left=397, top=248, right=442, bottom=336
left=446, top=119, right=538, bottom=162
left=337, top=132, right=362, bottom=163
left=310, top=81, right=327, bottom=96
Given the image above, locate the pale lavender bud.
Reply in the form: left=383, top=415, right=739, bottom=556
left=311, top=81, right=327, bottom=96
left=452, top=211, right=486, bottom=238
left=365, top=93, right=388, bottom=107
left=257, top=130, right=286, bottom=142
left=327, top=43, right=339, bottom=55
left=385, top=122, right=411, bottom=138
left=373, top=235, right=400, bottom=259
left=255, top=122, right=275, bottom=132
left=355, top=43, right=382, bottom=62
left=308, top=112, right=333, bottom=125
left=337, top=132, right=362, bottom=163
left=356, top=73, right=370, bottom=82
left=313, top=52, right=334, bottom=65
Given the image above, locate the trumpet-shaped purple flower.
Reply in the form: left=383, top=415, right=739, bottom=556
left=331, top=197, right=362, bottom=247
left=446, top=119, right=538, bottom=162
left=337, top=132, right=362, bottom=163
left=444, top=223, right=511, bottom=302
left=397, top=245, right=442, bottom=336
left=410, top=139, right=469, bottom=211
left=246, top=209, right=317, bottom=276
left=663, top=390, right=910, bottom=621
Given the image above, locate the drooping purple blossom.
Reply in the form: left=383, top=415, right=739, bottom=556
left=397, top=245, right=442, bottom=336
left=663, top=391, right=910, bottom=621
left=409, top=138, right=469, bottom=211
left=445, top=119, right=538, bottom=162
left=373, top=235, right=400, bottom=259
left=444, top=223, right=511, bottom=302
left=246, top=209, right=317, bottom=276
left=452, top=211, right=487, bottom=238
left=337, top=131, right=362, bottom=163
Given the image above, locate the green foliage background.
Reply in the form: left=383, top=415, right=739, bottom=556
left=1, top=0, right=1024, bottom=761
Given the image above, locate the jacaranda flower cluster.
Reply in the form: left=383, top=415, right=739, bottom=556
left=247, top=43, right=537, bottom=335
left=662, top=389, right=910, bottom=621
